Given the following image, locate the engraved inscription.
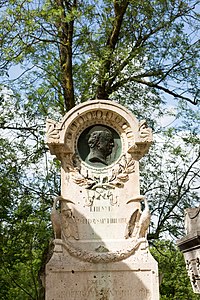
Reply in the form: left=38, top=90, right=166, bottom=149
left=77, top=217, right=127, bottom=224
left=63, top=287, right=149, bottom=299
left=84, top=188, right=119, bottom=206
left=90, top=206, right=113, bottom=212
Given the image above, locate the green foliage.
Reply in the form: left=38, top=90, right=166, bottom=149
left=0, top=0, right=199, bottom=105
left=0, top=88, right=60, bottom=299
left=151, top=240, right=200, bottom=300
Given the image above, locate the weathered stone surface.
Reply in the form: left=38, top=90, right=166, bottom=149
left=177, top=206, right=200, bottom=294
left=46, top=247, right=158, bottom=300
left=185, top=207, right=200, bottom=235
left=45, top=100, right=159, bottom=299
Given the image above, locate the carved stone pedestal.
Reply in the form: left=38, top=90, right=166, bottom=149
left=45, top=100, right=159, bottom=300
left=45, top=239, right=158, bottom=300
left=177, top=207, right=200, bottom=294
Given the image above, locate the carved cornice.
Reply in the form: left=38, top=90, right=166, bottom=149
left=177, top=232, right=200, bottom=252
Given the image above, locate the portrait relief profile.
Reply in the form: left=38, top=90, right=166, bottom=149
left=77, top=125, right=121, bottom=168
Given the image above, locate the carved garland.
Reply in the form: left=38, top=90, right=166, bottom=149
left=54, top=237, right=147, bottom=263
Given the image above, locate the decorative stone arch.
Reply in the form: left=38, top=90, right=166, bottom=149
left=46, top=100, right=152, bottom=162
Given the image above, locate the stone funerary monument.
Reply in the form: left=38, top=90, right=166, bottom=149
left=177, top=206, right=200, bottom=294
left=45, top=100, right=159, bottom=299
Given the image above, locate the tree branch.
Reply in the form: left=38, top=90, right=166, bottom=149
left=96, top=0, right=129, bottom=99
left=104, top=3, right=199, bottom=103
left=1, top=263, right=35, bottom=300
left=110, top=76, right=198, bottom=105
left=157, top=152, right=200, bottom=233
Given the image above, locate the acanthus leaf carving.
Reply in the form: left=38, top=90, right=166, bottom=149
left=186, top=257, right=200, bottom=293
left=46, top=119, right=60, bottom=141
left=138, top=120, right=153, bottom=143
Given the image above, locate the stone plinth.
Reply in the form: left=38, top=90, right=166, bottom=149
left=45, top=240, right=158, bottom=300
left=177, top=207, right=200, bottom=293
left=45, top=100, right=159, bottom=300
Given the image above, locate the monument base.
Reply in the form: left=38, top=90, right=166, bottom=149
left=45, top=240, right=159, bottom=300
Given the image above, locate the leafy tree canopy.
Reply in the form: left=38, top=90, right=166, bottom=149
left=0, top=0, right=200, bottom=299
left=0, top=0, right=199, bottom=113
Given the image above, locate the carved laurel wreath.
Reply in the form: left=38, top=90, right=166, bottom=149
left=70, top=154, right=135, bottom=189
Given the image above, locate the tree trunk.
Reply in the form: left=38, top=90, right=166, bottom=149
left=56, top=0, right=76, bottom=112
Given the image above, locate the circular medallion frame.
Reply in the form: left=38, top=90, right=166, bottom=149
left=77, top=124, right=122, bottom=168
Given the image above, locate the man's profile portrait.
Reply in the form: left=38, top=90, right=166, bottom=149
left=77, top=124, right=121, bottom=167
left=87, top=128, right=114, bottom=166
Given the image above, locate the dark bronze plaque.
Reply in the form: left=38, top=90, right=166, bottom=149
left=77, top=125, right=121, bottom=168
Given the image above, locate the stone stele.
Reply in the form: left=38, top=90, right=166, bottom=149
left=177, top=206, right=200, bottom=294
left=45, top=100, right=159, bottom=300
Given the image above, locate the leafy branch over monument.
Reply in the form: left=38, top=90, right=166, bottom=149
left=0, top=0, right=199, bottom=111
